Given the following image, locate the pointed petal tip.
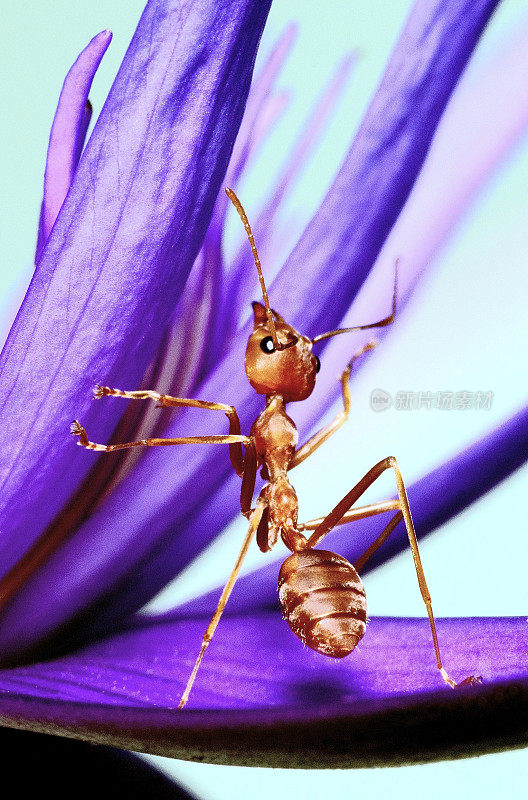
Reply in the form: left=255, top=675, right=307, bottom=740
left=283, top=21, right=299, bottom=43
left=92, top=29, right=113, bottom=45
left=35, top=23, right=113, bottom=262
left=341, top=49, right=360, bottom=71
left=78, top=29, right=113, bottom=64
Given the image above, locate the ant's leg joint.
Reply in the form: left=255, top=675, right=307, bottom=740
left=70, top=420, right=88, bottom=446
left=346, top=340, right=379, bottom=371
left=93, top=384, right=112, bottom=399
left=70, top=420, right=107, bottom=451
left=439, top=666, right=483, bottom=689
left=157, top=394, right=176, bottom=408
left=439, top=667, right=457, bottom=689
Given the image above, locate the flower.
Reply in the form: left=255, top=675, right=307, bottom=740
left=0, top=0, right=527, bottom=771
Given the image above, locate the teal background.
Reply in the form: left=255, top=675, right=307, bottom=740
left=1, top=0, right=527, bottom=797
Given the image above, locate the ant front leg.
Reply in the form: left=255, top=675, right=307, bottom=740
left=291, top=341, right=378, bottom=469
left=301, top=457, right=481, bottom=689
left=71, top=421, right=250, bottom=453
left=73, top=386, right=258, bottom=517
left=77, top=385, right=247, bottom=475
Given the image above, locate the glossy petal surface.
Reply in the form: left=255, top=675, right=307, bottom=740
left=0, top=613, right=526, bottom=766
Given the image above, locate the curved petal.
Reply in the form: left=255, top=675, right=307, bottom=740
left=0, top=613, right=526, bottom=766
left=35, top=31, right=112, bottom=263
left=0, top=0, right=272, bottom=576
left=267, top=0, right=499, bottom=336
left=0, top=0, right=499, bottom=662
left=89, top=26, right=299, bottom=451
left=0, top=727, right=194, bottom=798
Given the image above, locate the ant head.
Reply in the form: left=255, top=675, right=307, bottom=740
left=245, top=302, right=320, bottom=402
left=226, top=187, right=398, bottom=403
left=224, top=187, right=320, bottom=402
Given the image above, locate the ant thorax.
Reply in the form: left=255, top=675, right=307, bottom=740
left=250, top=396, right=298, bottom=478
left=250, top=396, right=304, bottom=553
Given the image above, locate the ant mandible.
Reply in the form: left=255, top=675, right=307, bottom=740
left=72, top=187, right=481, bottom=708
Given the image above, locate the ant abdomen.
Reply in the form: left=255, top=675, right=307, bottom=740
left=278, top=549, right=367, bottom=658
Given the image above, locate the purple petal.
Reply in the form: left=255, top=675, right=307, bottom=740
left=0, top=0, right=499, bottom=657
left=191, top=26, right=298, bottom=377
left=268, top=0, right=499, bottom=337
left=276, top=12, right=528, bottom=454
left=156, top=27, right=298, bottom=400
left=35, top=31, right=112, bottom=263
left=0, top=727, right=194, bottom=798
left=0, top=613, right=526, bottom=765
left=0, top=0, right=271, bottom=576
left=378, top=11, right=528, bottom=280
left=224, top=22, right=297, bottom=192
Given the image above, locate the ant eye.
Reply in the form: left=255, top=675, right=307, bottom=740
left=314, top=355, right=321, bottom=373
left=260, top=336, right=275, bottom=354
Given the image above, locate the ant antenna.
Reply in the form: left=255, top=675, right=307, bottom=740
left=225, top=187, right=283, bottom=350
left=311, top=259, right=399, bottom=344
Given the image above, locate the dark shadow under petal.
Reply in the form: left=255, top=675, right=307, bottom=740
left=0, top=726, right=196, bottom=798
left=0, top=613, right=526, bottom=767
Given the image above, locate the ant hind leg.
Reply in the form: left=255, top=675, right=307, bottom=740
left=300, top=457, right=482, bottom=690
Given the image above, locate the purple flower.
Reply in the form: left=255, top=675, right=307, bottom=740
left=0, top=0, right=527, bottom=769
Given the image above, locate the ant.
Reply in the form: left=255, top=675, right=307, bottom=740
left=72, top=187, right=481, bottom=708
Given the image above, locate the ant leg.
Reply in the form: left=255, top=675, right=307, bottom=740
left=298, top=499, right=400, bottom=532
left=178, top=498, right=267, bottom=709
left=299, top=502, right=403, bottom=570
left=353, top=511, right=403, bottom=572
left=93, top=386, right=245, bottom=475
left=240, top=438, right=258, bottom=517
left=304, top=457, right=481, bottom=689
left=291, top=341, right=377, bottom=469
left=71, top=421, right=249, bottom=452
left=304, top=457, right=398, bottom=549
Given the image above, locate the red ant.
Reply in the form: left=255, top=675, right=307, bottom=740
left=72, top=187, right=481, bottom=708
